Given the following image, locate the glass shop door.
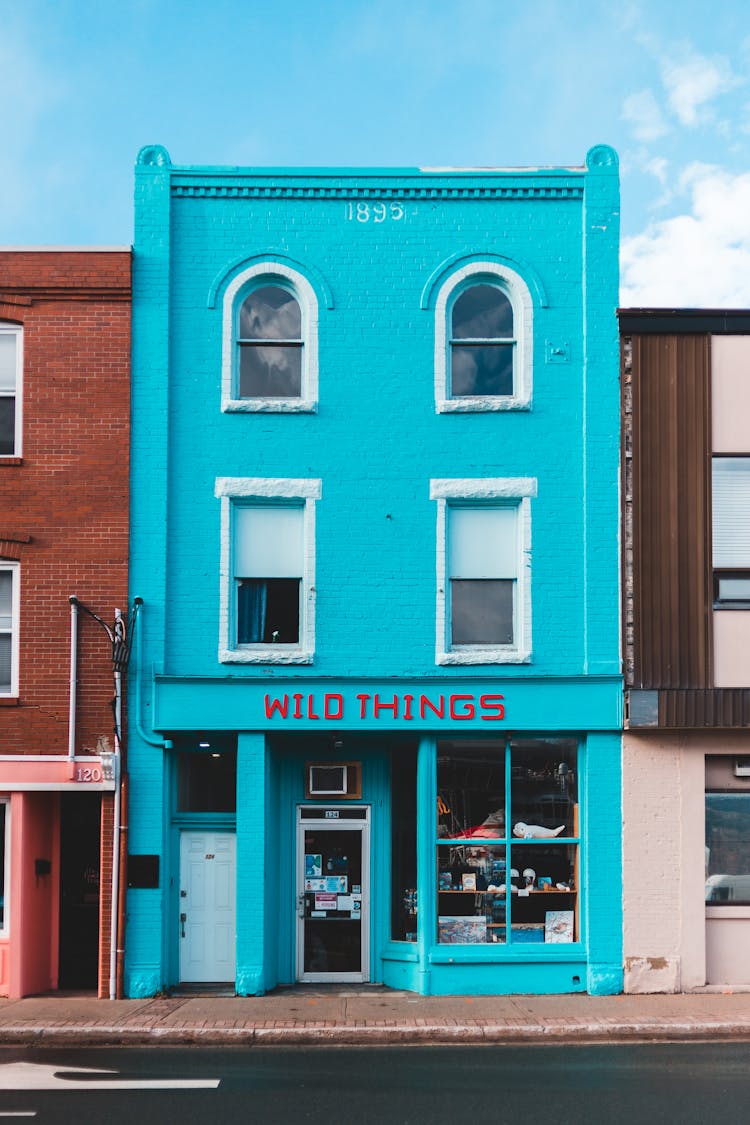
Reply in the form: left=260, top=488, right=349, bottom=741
left=296, top=807, right=370, bottom=983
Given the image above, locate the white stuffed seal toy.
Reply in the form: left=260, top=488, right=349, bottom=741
left=513, top=822, right=565, bottom=839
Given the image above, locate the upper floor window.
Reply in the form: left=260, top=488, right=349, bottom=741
left=222, top=264, right=318, bottom=413
left=431, top=478, right=536, bottom=664
left=0, top=324, right=22, bottom=456
left=450, top=284, right=514, bottom=397
left=434, top=263, right=532, bottom=412
left=237, top=285, right=303, bottom=399
left=713, top=457, right=750, bottom=608
left=215, top=477, right=321, bottom=664
left=0, top=564, right=19, bottom=696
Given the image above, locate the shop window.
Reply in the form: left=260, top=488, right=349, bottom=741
left=431, top=479, right=535, bottom=665
left=215, top=477, right=321, bottom=664
left=705, top=791, right=750, bottom=904
left=0, top=323, right=22, bottom=456
left=391, top=747, right=418, bottom=942
left=436, top=739, right=579, bottom=946
left=0, top=564, right=19, bottom=696
left=222, top=264, right=318, bottom=413
left=434, top=263, right=532, bottom=412
left=0, top=799, right=8, bottom=932
left=713, top=457, right=750, bottom=608
left=177, top=752, right=237, bottom=813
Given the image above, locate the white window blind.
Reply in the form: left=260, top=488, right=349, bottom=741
left=449, top=506, right=517, bottom=578
left=234, top=505, right=303, bottom=577
left=0, top=334, right=16, bottom=392
left=713, top=458, right=750, bottom=568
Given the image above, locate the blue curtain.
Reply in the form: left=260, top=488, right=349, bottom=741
left=237, top=579, right=267, bottom=643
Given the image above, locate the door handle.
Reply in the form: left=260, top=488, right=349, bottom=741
left=297, top=893, right=305, bottom=918
left=180, top=912, right=187, bottom=938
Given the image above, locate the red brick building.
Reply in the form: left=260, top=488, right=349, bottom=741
left=0, top=249, right=131, bottom=997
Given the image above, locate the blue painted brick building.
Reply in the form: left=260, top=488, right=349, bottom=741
left=127, top=144, right=622, bottom=997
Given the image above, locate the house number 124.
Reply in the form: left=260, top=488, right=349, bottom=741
left=345, top=202, right=405, bottom=223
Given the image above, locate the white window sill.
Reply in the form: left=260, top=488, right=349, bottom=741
left=223, top=398, right=317, bottom=414
left=437, top=648, right=531, bottom=666
left=220, top=648, right=314, bottom=665
left=436, top=397, right=531, bottom=414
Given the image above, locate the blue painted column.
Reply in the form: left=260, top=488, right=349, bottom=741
left=585, top=731, right=623, bottom=994
left=416, top=735, right=436, bottom=995
left=235, top=732, right=268, bottom=995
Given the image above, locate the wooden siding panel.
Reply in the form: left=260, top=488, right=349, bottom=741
left=627, top=333, right=711, bottom=688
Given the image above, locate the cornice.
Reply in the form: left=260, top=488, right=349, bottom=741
left=171, top=183, right=583, bottom=201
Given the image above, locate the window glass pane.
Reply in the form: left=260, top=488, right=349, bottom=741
left=239, top=343, right=302, bottom=398
left=237, top=577, right=300, bottom=644
left=177, top=752, right=237, bottom=812
left=437, top=844, right=507, bottom=944
left=450, top=344, right=513, bottom=397
left=717, top=575, right=750, bottom=602
left=713, top=458, right=750, bottom=568
left=437, top=741, right=506, bottom=838
left=391, top=746, right=418, bottom=941
left=510, top=843, right=577, bottom=943
left=0, top=571, right=11, bottom=622
left=706, top=793, right=750, bottom=904
left=0, top=398, right=15, bottom=456
left=0, top=635, right=12, bottom=693
left=0, top=335, right=16, bottom=392
left=239, top=286, right=301, bottom=341
left=235, top=505, right=303, bottom=577
left=452, top=285, right=513, bottom=340
left=0, top=803, right=5, bottom=928
left=451, top=579, right=513, bottom=645
left=449, top=506, right=516, bottom=578
left=510, top=739, right=578, bottom=837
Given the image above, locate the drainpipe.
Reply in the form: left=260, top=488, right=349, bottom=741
left=67, top=597, right=79, bottom=775
left=119, top=599, right=171, bottom=999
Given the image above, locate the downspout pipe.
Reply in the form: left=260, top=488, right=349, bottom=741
left=67, top=597, right=79, bottom=772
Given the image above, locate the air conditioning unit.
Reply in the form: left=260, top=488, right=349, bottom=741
left=734, top=758, right=750, bottom=777
left=308, top=764, right=348, bottom=795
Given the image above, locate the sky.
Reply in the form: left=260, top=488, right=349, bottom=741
left=2, top=0, right=750, bottom=307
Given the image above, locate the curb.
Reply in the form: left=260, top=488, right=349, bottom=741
left=3, top=1022, right=750, bottom=1047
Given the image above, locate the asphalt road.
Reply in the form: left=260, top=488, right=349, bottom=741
left=1, top=1043, right=749, bottom=1123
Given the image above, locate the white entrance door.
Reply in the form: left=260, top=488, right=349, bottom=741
left=179, top=831, right=236, bottom=983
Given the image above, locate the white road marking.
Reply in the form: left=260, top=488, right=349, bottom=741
left=0, top=1061, right=219, bottom=1091
left=0, top=1113, right=38, bottom=1118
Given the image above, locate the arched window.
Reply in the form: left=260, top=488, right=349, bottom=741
left=450, top=283, right=514, bottom=397
left=434, top=262, right=532, bottom=412
left=222, top=263, right=318, bottom=413
left=237, top=284, right=303, bottom=399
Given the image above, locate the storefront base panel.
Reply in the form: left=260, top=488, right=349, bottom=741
left=126, top=968, right=163, bottom=998
left=426, top=959, right=589, bottom=996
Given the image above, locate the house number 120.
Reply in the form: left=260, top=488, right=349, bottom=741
left=345, top=202, right=405, bottom=223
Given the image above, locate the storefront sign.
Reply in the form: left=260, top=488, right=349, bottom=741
left=263, top=691, right=505, bottom=723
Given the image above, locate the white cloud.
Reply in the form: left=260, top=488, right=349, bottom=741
left=622, top=89, right=669, bottom=142
left=621, top=165, right=750, bottom=307
left=660, top=47, right=740, bottom=127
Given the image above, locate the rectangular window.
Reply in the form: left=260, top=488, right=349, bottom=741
left=432, top=479, right=534, bottom=665
left=0, top=565, right=19, bottom=696
left=235, top=504, right=303, bottom=645
left=0, top=799, right=8, bottom=932
left=706, top=792, right=750, bottom=904
left=449, top=506, right=516, bottom=646
left=713, top=457, right=750, bottom=608
left=0, top=326, right=21, bottom=457
left=436, top=739, right=579, bottom=946
left=216, top=477, right=320, bottom=664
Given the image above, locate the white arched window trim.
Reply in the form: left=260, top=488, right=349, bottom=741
left=434, top=262, right=532, bottom=413
left=222, top=263, right=319, bottom=413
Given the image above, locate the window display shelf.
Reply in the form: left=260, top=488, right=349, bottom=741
left=438, top=888, right=576, bottom=895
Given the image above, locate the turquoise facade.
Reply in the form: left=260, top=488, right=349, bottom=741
left=127, top=145, right=622, bottom=997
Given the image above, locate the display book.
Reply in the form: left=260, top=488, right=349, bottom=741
left=436, top=804, right=579, bottom=945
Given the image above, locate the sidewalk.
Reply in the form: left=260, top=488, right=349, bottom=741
left=2, top=988, right=750, bottom=1046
